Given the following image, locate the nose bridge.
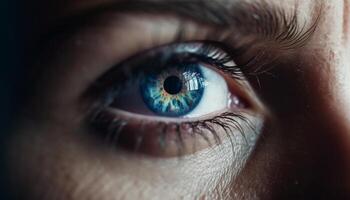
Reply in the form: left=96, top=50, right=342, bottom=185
left=310, top=0, right=350, bottom=131
left=311, top=45, right=350, bottom=144
left=300, top=46, right=350, bottom=196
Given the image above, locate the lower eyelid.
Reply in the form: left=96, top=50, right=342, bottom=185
left=88, top=107, right=260, bottom=157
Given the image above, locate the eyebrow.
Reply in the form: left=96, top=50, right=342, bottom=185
left=45, top=0, right=321, bottom=49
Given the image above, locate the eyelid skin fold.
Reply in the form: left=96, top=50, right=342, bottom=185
left=42, top=0, right=321, bottom=53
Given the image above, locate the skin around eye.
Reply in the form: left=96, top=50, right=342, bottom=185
left=22, top=13, right=264, bottom=159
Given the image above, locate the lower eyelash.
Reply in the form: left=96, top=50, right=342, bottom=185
left=87, top=106, right=256, bottom=157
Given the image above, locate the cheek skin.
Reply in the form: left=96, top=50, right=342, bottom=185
left=6, top=113, right=262, bottom=200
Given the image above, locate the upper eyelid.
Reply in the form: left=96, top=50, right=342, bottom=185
left=88, top=43, right=239, bottom=92
left=86, top=42, right=263, bottom=113
left=41, top=1, right=322, bottom=50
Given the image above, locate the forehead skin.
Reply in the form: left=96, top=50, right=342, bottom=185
left=8, top=0, right=350, bottom=199
left=23, top=0, right=317, bottom=33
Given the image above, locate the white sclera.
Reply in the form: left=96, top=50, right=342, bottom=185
left=185, top=65, right=230, bottom=118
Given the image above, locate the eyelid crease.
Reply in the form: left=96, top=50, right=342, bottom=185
left=40, top=0, right=321, bottom=51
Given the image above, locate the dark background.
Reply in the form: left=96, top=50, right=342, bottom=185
left=1, top=0, right=23, bottom=199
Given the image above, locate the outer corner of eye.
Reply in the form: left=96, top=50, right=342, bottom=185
left=86, top=42, right=262, bottom=157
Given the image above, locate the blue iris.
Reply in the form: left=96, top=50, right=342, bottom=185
left=140, top=64, right=205, bottom=117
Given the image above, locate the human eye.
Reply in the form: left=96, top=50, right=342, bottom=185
left=87, top=41, right=257, bottom=157
left=30, top=2, right=283, bottom=160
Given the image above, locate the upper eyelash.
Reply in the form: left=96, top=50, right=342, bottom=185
left=88, top=42, right=248, bottom=103
left=129, top=42, right=243, bottom=75
left=191, top=43, right=244, bottom=75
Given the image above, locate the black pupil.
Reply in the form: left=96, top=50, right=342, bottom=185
left=163, top=75, right=183, bottom=95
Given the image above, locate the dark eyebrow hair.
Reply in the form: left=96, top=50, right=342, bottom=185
left=44, top=0, right=321, bottom=49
